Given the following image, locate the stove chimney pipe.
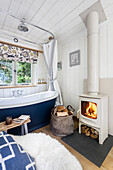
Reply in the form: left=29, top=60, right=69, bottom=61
left=87, top=11, right=99, bottom=95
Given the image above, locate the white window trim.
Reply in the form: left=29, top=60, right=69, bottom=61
left=0, top=60, right=13, bottom=86
left=0, top=60, right=33, bottom=86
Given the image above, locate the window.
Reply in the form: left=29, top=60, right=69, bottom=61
left=17, top=62, right=31, bottom=84
left=0, top=60, right=12, bottom=85
left=0, top=60, right=31, bottom=86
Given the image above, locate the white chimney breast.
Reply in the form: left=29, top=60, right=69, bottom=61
left=87, top=11, right=99, bottom=95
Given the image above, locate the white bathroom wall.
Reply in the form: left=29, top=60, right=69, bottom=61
left=99, top=20, right=113, bottom=78
left=57, top=19, right=113, bottom=135
left=57, top=30, right=87, bottom=114
left=37, top=52, right=47, bottom=83
left=97, top=20, right=113, bottom=135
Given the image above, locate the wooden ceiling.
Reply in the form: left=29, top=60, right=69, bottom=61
left=0, top=0, right=112, bottom=43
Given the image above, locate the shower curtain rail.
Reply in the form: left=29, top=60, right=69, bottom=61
left=0, top=8, right=55, bottom=44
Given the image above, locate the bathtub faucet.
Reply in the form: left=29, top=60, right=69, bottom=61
left=12, top=90, right=16, bottom=97
left=17, top=90, right=23, bottom=96
left=12, top=90, right=23, bottom=97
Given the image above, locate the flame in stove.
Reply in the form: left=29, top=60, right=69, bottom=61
left=86, top=102, right=97, bottom=119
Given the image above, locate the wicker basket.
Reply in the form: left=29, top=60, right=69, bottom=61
left=50, top=114, right=74, bottom=136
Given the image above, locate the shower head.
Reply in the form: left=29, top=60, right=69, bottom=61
left=18, top=18, right=29, bottom=32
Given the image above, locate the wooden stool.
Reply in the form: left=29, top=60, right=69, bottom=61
left=0, top=118, right=31, bottom=135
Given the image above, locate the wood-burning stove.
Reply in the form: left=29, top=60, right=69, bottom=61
left=79, top=8, right=108, bottom=144
left=79, top=94, right=108, bottom=144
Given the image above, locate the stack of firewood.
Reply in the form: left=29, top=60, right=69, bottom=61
left=81, top=125, right=99, bottom=139
left=51, top=105, right=75, bottom=117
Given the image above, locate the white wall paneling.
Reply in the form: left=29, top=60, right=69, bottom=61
left=0, top=0, right=113, bottom=43
left=57, top=19, right=113, bottom=135
left=99, top=23, right=108, bottom=78
left=57, top=31, right=87, bottom=115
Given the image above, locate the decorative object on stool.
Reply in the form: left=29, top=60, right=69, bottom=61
left=0, top=116, right=31, bottom=135
left=5, top=116, right=13, bottom=125
left=50, top=105, right=74, bottom=136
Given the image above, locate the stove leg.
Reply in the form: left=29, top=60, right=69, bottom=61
left=99, top=133, right=104, bottom=145
left=79, top=122, right=81, bottom=134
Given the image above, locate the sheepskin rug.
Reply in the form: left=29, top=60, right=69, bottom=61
left=12, top=133, right=82, bottom=170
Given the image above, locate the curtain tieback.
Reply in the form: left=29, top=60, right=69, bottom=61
left=50, top=77, right=57, bottom=83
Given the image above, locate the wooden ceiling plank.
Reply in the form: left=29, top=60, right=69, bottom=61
left=0, top=0, right=12, bottom=11
left=26, top=0, right=47, bottom=22
left=100, top=0, right=113, bottom=8
left=2, top=0, right=13, bottom=29
left=34, top=0, right=87, bottom=41
left=3, top=0, right=24, bottom=31
left=7, top=0, right=24, bottom=32
left=0, top=0, right=112, bottom=43
left=0, top=13, right=7, bottom=29
left=25, top=0, right=74, bottom=40
left=7, top=0, right=33, bottom=33
left=25, top=0, right=58, bottom=39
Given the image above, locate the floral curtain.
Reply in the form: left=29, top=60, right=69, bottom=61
left=0, top=43, right=38, bottom=63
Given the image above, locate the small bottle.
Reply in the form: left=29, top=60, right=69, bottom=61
left=42, top=79, right=45, bottom=84
left=38, top=79, right=41, bottom=84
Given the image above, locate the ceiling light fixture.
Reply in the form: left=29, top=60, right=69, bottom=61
left=14, top=38, right=18, bottom=42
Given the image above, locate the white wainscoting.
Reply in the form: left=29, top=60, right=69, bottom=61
left=0, top=84, right=47, bottom=98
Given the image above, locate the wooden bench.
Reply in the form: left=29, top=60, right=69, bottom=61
left=0, top=118, right=31, bottom=135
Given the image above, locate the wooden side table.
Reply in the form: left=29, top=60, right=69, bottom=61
left=0, top=118, right=31, bottom=135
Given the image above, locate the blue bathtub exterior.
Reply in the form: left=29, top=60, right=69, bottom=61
left=0, top=98, right=56, bottom=135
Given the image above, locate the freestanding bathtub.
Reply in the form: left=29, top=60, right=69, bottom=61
left=0, top=91, right=58, bottom=135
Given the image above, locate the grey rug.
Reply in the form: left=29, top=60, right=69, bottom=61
left=61, top=130, right=113, bottom=167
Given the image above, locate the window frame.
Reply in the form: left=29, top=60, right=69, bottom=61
left=0, top=59, right=13, bottom=86
left=0, top=60, right=32, bottom=86
left=16, top=61, right=32, bottom=85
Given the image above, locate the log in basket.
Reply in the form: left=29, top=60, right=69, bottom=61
left=50, top=105, right=74, bottom=136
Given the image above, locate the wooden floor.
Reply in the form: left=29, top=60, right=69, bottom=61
left=33, top=118, right=113, bottom=170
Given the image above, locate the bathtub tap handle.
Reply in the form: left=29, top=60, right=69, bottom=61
left=20, top=90, right=23, bottom=96
left=17, top=90, right=19, bottom=94
left=17, top=90, right=20, bottom=96
left=17, top=90, right=23, bottom=96
left=12, top=90, right=16, bottom=97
